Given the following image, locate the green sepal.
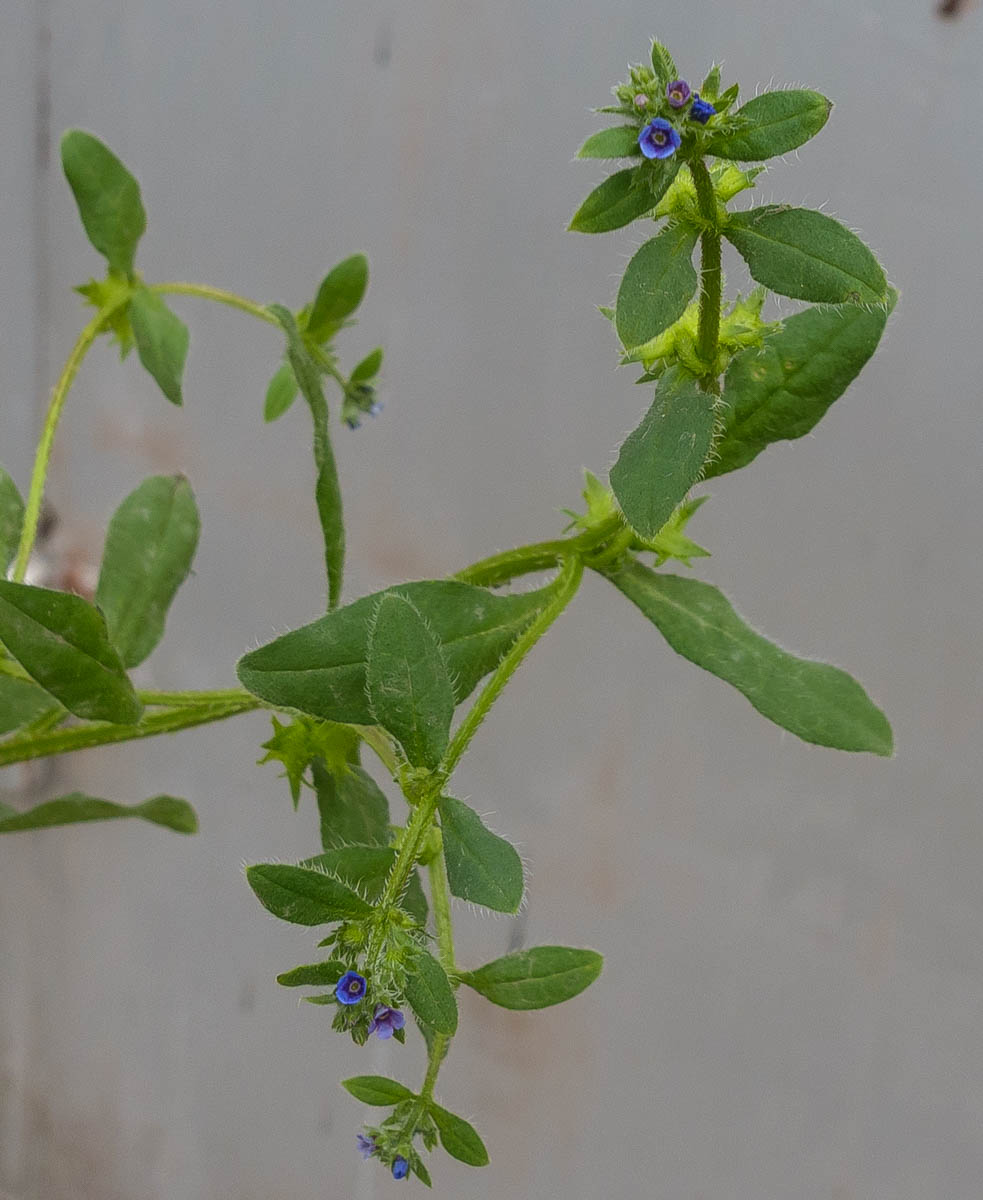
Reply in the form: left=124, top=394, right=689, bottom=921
left=264, top=361, right=299, bottom=422
left=128, top=286, right=189, bottom=406
left=0, top=467, right=24, bottom=572
left=405, top=950, right=458, bottom=1035
left=259, top=716, right=359, bottom=809
left=341, top=1075, right=416, bottom=1106
left=96, top=474, right=200, bottom=668
left=706, top=89, right=832, bottom=161
left=709, top=291, right=895, bottom=477
left=307, top=254, right=369, bottom=344
left=644, top=495, right=710, bottom=566
left=615, top=224, right=699, bottom=350
left=0, top=581, right=142, bottom=724
left=725, top=206, right=888, bottom=305
left=276, top=960, right=346, bottom=987
left=245, top=862, right=373, bottom=925
left=60, top=130, right=146, bottom=277
left=0, top=793, right=197, bottom=835
left=366, top=593, right=454, bottom=770
left=607, top=562, right=894, bottom=755
left=461, top=946, right=603, bottom=1010
left=429, top=1104, right=490, bottom=1167
left=575, top=126, right=642, bottom=159
left=75, top=274, right=135, bottom=356
left=609, top=366, right=716, bottom=542
left=649, top=39, right=677, bottom=87
left=437, top=795, right=523, bottom=914
left=700, top=64, right=722, bottom=98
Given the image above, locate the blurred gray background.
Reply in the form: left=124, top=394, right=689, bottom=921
left=1, top=1, right=981, bottom=1197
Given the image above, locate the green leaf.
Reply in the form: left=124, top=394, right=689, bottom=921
left=268, top=304, right=345, bottom=609
left=412, top=1158, right=433, bottom=1188
left=351, top=349, right=384, bottom=386
left=128, top=287, right=189, bottom=406
left=576, top=126, right=642, bottom=159
left=0, top=675, right=53, bottom=736
left=313, top=761, right=390, bottom=848
left=607, top=562, right=893, bottom=754
left=0, top=581, right=142, bottom=724
left=341, top=1075, right=415, bottom=1106
left=0, top=467, right=24, bottom=572
left=438, top=795, right=523, bottom=914
left=366, top=593, right=454, bottom=770
left=569, top=166, right=670, bottom=234
left=429, top=1104, right=489, bottom=1167
left=615, top=224, right=699, bottom=350
left=461, top=946, right=603, bottom=1011
left=725, top=206, right=887, bottom=305
left=609, top=367, right=716, bottom=541
left=300, top=845, right=396, bottom=902
left=95, top=474, right=200, bottom=667
left=402, top=870, right=429, bottom=926
left=649, top=39, right=677, bottom=87
left=405, top=950, right=458, bottom=1035
left=264, top=361, right=298, bottom=422
left=708, top=293, right=895, bottom=477
left=60, top=130, right=146, bottom=277
left=307, top=254, right=369, bottom=343
left=237, top=579, right=552, bottom=724
left=0, top=793, right=197, bottom=835
left=701, top=63, right=722, bottom=98
left=245, top=863, right=373, bottom=925
left=276, top=960, right=346, bottom=987
left=706, top=89, right=832, bottom=161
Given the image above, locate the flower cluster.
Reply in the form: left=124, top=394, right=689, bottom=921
left=355, top=1105, right=439, bottom=1184
left=637, top=78, right=717, bottom=161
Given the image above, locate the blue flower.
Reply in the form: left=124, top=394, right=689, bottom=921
left=392, top=1156, right=409, bottom=1180
left=690, top=94, right=717, bottom=125
left=638, top=118, right=681, bottom=160
left=335, top=970, right=367, bottom=1006
left=368, top=1004, right=406, bottom=1040
left=356, top=1133, right=378, bottom=1160
left=666, top=79, right=691, bottom=109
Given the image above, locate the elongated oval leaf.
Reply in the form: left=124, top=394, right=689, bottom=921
left=276, top=960, right=346, bottom=988
left=576, top=126, right=643, bottom=159
left=0, top=675, right=52, bottom=735
left=313, top=762, right=390, bottom=849
left=462, top=946, right=603, bottom=1010
left=615, top=224, right=699, bottom=350
left=367, top=593, right=454, bottom=769
left=60, top=130, right=146, bottom=276
left=709, top=292, right=895, bottom=477
left=0, top=792, right=197, bottom=835
left=264, top=361, right=299, bottom=422
left=405, top=950, right=457, bottom=1035
left=0, top=581, right=141, bottom=723
left=649, top=40, right=677, bottom=87
left=342, top=1075, right=415, bottom=1106
left=438, top=795, right=523, bottom=913
left=307, top=254, right=369, bottom=343
left=706, top=89, right=832, bottom=161
left=610, top=367, right=716, bottom=541
left=129, top=287, right=189, bottom=406
left=237, top=580, right=552, bottom=724
left=0, top=467, right=24, bottom=572
left=569, top=166, right=669, bottom=234
left=245, top=863, right=372, bottom=925
left=429, top=1104, right=489, bottom=1167
left=300, top=845, right=396, bottom=902
left=607, top=562, right=893, bottom=754
left=96, top=474, right=200, bottom=667
left=725, top=206, right=887, bottom=305
left=350, top=347, right=383, bottom=384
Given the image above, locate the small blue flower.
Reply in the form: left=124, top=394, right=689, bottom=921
left=356, top=1133, right=378, bottom=1160
left=666, top=79, right=691, bottom=109
left=690, top=94, right=717, bottom=125
left=638, top=118, right=681, bottom=160
left=392, top=1156, right=409, bottom=1180
left=368, top=1004, right=406, bottom=1040
left=335, top=970, right=367, bottom=1006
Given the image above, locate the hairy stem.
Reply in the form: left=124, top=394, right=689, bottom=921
left=689, top=158, right=723, bottom=393
left=151, top=281, right=276, bottom=327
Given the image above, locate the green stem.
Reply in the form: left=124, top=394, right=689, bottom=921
left=137, top=687, right=255, bottom=707
left=453, top=516, right=618, bottom=588
left=689, top=158, right=723, bottom=393
left=418, top=849, right=456, bottom=1101
left=151, top=281, right=276, bottom=327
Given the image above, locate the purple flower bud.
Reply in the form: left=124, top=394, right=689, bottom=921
left=356, top=1133, right=378, bottom=1160
left=367, top=1004, right=406, bottom=1040
left=633, top=93, right=649, bottom=109
left=666, top=80, right=691, bottom=109
left=638, top=118, right=681, bottom=161
left=392, top=1156, right=409, bottom=1180
left=690, top=94, right=717, bottom=125
left=335, top=970, right=367, bottom=1005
